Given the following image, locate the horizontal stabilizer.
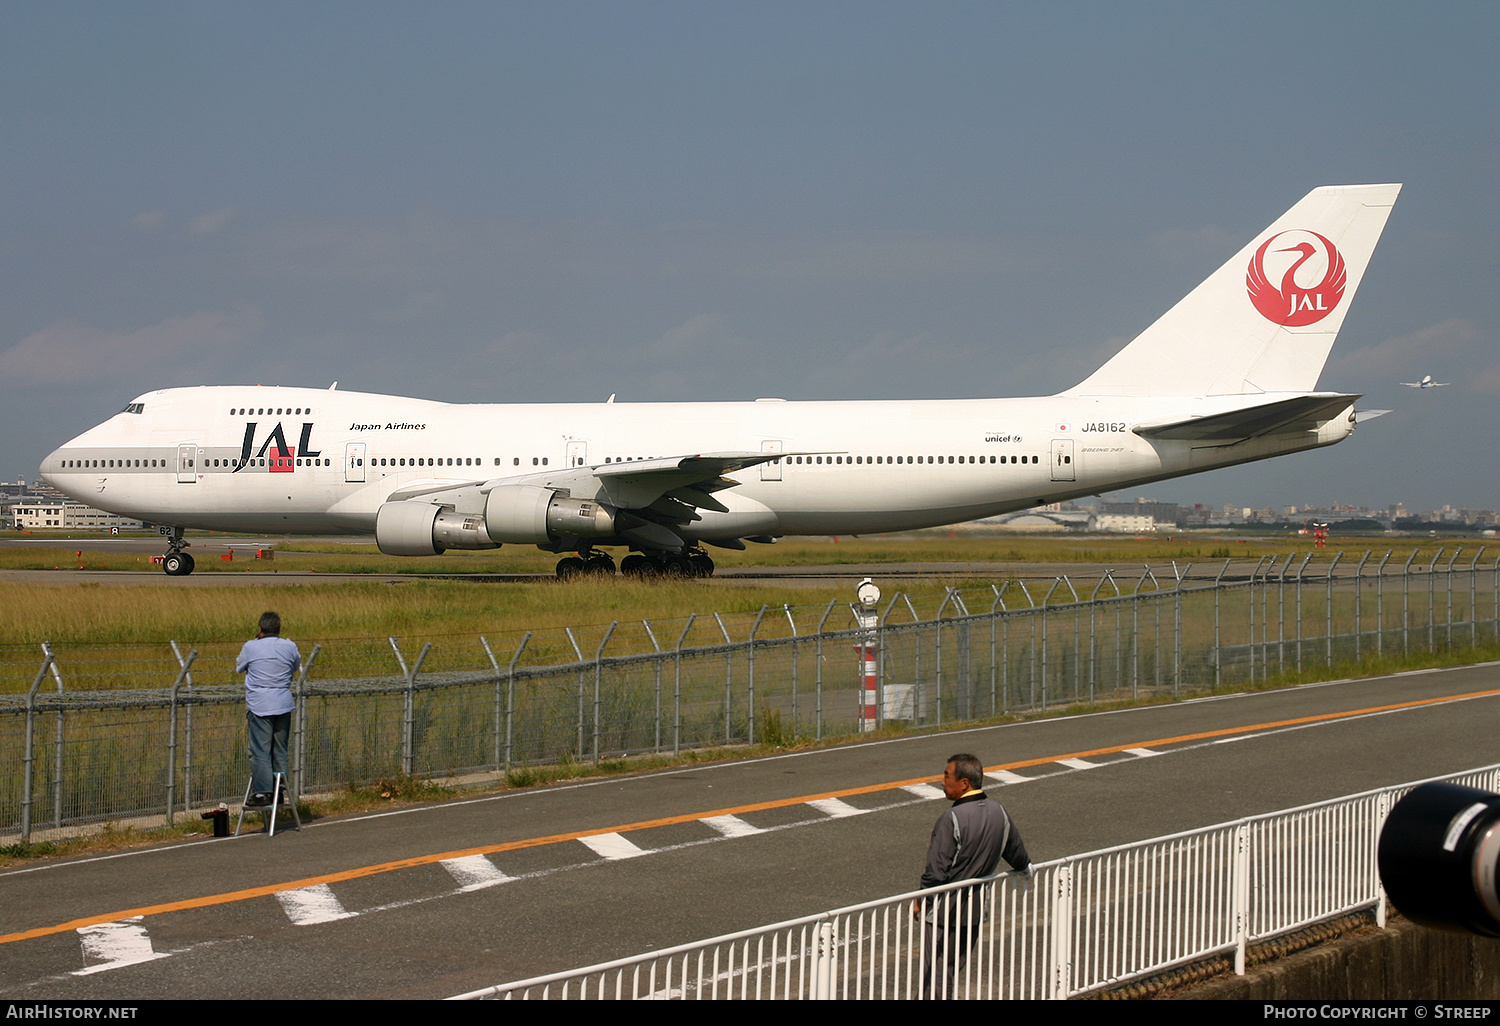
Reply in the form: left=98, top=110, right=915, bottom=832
left=1134, top=394, right=1359, bottom=441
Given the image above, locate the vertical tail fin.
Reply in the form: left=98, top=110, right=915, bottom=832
left=1065, top=184, right=1400, bottom=398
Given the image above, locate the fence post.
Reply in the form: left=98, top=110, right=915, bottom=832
left=1294, top=553, right=1312, bottom=674
left=293, top=645, right=319, bottom=799
left=1040, top=579, right=1061, bottom=711
left=747, top=606, right=767, bottom=745
left=565, top=628, right=584, bottom=757
left=1446, top=548, right=1461, bottom=651
left=1402, top=549, right=1417, bottom=657
left=1233, top=822, right=1251, bottom=975
left=1374, top=791, right=1391, bottom=929
left=1172, top=563, right=1189, bottom=694
left=783, top=606, right=799, bottom=732
left=47, top=647, right=66, bottom=830
left=1050, top=864, right=1073, bottom=999
left=714, top=613, right=733, bottom=743
left=505, top=634, right=530, bottom=769
left=1130, top=570, right=1148, bottom=699
left=1061, top=577, right=1080, bottom=705
left=1428, top=548, right=1442, bottom=654
left=1247, top=556, right=1264, bottom=682
left=811, top=918, right=837, bottom=1000
left=169, top=640, right=197, bottom=819
left=1469, top=549, right=1484, bottom=648
left=480, top=636, right=501, bottom=766
left=1376, top=551, right=1392, bottom=657
left=1213, top=560, right=1230, bottom=688
left=390, top=638, right=430, bottom=776
left=164, top=648, right=197, bottom=827
left=593, top=622, right=618, bottom=764
left=1151, top=567, right=1163, bottom=692
left=935, top=589, right=959, bottom=726
left=20, top=644, right=57, bottom=845
left=1278, top=553, right=1296, bottom=676
left=815, top=600, right=836, bottom=739
left=1325, top=552, right=1343, bottom=669
left=643, top=621, right=663, bottom=753
left=1353, top=551, right=1370, bottom=662
left=674, top=615, right=695, bottom=755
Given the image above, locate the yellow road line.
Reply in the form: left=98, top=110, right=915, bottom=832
left=5, top=685, right=1497, bottom=946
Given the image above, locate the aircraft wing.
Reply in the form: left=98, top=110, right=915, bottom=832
left=382, top=451, right=781, bottom=548
left=1133, top=394, right=1360, bottom=442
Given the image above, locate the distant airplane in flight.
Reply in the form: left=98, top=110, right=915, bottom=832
left=42, top=184, right=1401, bottom=579
left=1400, top=375, right=1449, bottom=388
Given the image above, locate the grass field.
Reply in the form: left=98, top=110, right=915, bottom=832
left=2, top=530, right=1488, bottom=692
left=2, top=527, right=1429, bottom=576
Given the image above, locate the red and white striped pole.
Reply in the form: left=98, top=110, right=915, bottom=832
left=855, top=579, right=881, bottom=732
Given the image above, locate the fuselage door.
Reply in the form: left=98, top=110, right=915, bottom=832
left=567, top=440, right=588, bottom=467
left=345, top=442, right=366, bottom=483
left=760, top=439, right=783, bottom=481
left=1050, top=439, right=1075, bottom=482
left=176, top=443, right=199, bottom=484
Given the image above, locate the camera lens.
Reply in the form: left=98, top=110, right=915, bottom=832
left=1378, top=782, right=1500, bottom=936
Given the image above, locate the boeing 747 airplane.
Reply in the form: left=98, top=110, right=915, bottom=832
left=41, top=184, right=1400, bottom=578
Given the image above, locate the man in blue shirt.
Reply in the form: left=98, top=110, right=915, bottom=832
left=236, top=611, right=301, bottom=808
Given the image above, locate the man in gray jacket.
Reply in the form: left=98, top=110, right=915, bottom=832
left=917, top=752, right=1032, bottom=998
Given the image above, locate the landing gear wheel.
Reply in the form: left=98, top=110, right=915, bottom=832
left=163, top=552, right=195, bottom=576
left=658, top=553, right=692, bottom=577
left=585, top=552, right=616, bottom=576
left=690, top=553, right=715, bottom=578
left=620, top=554, right=652, bottom=578
left=556, top=556, right=586, bottom=580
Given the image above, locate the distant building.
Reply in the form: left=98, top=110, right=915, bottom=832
left=1092, top=513, right=1157, bottom=533
left=11, top=502, right=143, bottom=531
left=1098, top=499, right=1181, bottom=528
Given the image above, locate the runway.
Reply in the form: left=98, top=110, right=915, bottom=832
left=0, top=533, right=1355, bottom=586
left=1, top=662, right=1496, bottom=998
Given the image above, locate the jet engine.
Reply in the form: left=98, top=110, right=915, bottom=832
left=375, top=500, right=500, bottom=556
left=482, top=485, right=615, bottom=544
left=375, top=487, right=616, bottom=556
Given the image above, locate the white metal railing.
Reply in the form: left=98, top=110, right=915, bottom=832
left=451, top=764, right=1500, bottom=1000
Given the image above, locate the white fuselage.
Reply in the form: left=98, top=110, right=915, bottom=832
left=40, top=384, right=1353, bottom=542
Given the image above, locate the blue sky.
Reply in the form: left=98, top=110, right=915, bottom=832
left=3, top=2, right=1496, bottom=512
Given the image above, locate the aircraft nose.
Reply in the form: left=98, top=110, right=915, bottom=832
left=39, top=445, right=64, bottom=489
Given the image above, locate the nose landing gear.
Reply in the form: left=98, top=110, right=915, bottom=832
left=161, top=527, right=195, bottom=576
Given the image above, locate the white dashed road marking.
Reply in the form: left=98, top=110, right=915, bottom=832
left=807, top=798, right=862, bottom=818
left=702, top=814, right=765, bottom=838
left=987, top=770, right=1031, bottom=785
left=73, top=918, right=168, bottom=975
left=901, top=783, right=946, bottom=799
left=442, top=855, right=511, bottom=891
left=580, top=832, right=649, bottom=860
left=277, top=884, right=357, bottom=925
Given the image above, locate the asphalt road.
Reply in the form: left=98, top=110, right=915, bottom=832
left=1, top=662, right=1497, bottom=999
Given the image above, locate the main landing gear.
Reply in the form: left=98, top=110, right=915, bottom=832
left=554, top=548, right=715, bottom=580
left=161, top=527, right=195, bottom=576
left=555, top=550, right=616, bottom=580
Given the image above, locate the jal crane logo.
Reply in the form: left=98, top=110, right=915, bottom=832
left=1246, top=229, right=1346, bottom=326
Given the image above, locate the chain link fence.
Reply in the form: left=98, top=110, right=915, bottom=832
left=3, top=549, right=1496, bottom=844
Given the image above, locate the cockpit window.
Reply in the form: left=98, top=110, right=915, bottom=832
left=122, top=403, right=145, bottom=414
